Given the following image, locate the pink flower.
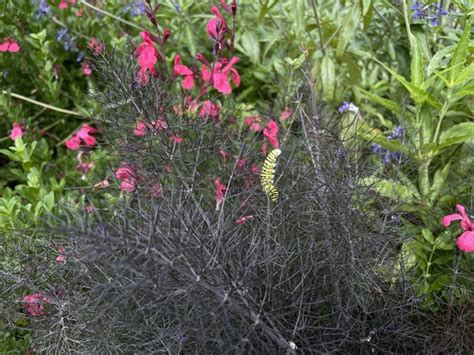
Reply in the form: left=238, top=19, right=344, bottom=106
left=0, top=39, right=20, bottom=53
left=170, top=135, right=183, bottom=144
left=235, top=215, right=254, bottom=225
left=10, top=122, right=24, bottom=140
left=84, top=204, right=94, bottom=213
left=207, top=5, right=228, bottom=40
left=76, top=152, right=94, bottom=175
left=59, top=0, right=68, bottom=9
left=173, top=54, right=194, bottom=90
left=250, top=163, right=260, bottom=175
left=66, top=124, right=97, bottom=151
left=115, top=164, right=138, bottom=193
left=235, top=157, right=247, bottom=172
left=82, top=63, right=92, bottom=76
left=56, top=247, right=67, bottom=264
left=442, top=204, right=474, bottom=252
left=279, top=108, right=293, bottom=121
left=150, top=182, right=162, bottom=198
left=199, top=100, right=220, bottom=122
left=244, top=115, right=262, bottom=132
left=202, top=57, right=240, bottom=95
left=134, top=32, right=160, bottom=86
left=263, top=120, right=279, bottom=148
left=134, top=120, right=147, bottom=136
left=214, top=177, right=227, bottom=210
left=88, top=37, right=104, bottom=55
left=219, top=148, right=230, bottom=160
left=23, top=293, right=51, bottom=316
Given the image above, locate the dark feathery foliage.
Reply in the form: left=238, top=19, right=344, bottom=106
left=8, top=51, right=473, bottom=354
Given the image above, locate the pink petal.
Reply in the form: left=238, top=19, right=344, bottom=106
left=235, top=215, right=254, bottom=225
left=456, top=231, right=474, bottom=252
left=182, top=75, right=195, bottom=90
left=138, top=46, right=158, bottom=70
left=0, top=41, right=9, bottom=52
left=8, top=41, right=20, bottom=52
left=120, top=179, right=137, bottom=192
left=173, top=54, right=193, bottom=76
left=442, top=213, right=463, bottom=227
left=10, top=123, right=24, bottom=140
left=213, top=73, right=232, bottom=94
left=65, top=135, right=81, bottom=150
left=456, top=204, right=473, bottom=231
left=207, top=18, right=219, bottom=39
left=201, top=64, right=211, bottom=82
left=115, top=165, right=134, bottom=180
left=134, top=120, right=147, bottom=136
left=59, top=0, right=68, bottom=9
left=230, top=68, right=240, bottom=86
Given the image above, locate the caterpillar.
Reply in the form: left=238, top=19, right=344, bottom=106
left=260, top=148, right=281, bottom=203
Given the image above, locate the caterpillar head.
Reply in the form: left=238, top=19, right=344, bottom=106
left=273, top=149, right=281, bottom=157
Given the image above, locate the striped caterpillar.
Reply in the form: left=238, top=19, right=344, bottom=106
left=260, top=149, right=281, bottom=203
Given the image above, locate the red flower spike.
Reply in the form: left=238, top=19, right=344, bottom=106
left=173, top=54, right=194, bottom=90
left=442, top=204, right=474, bottom=252
left=263, top=120, right=280, bottom=148
left=162, top=29, right=171, bottom=45
left=134, top=31, right=160, bottom=86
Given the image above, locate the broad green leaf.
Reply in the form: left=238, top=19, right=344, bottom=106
left=449, top=15, right=472, bottom=86
left=360, top=0, right=371, bottom=15
left=361, top=176, right=418, bottom=201
left=434, top=233, right=454, bottom=251
left=452, top=84, right=474, bottom=101
left=362, top=2, right=374, bottom=30
left=421, top=229, right=434, bottom=244
left=429, top=162, right=451, bottom=203
left=240, top=31, right=260, bottom=64
left=321, top=55, right=335, bottom=101
left=336, top=6, right=360, bottom=57
left=439, top=122, right=474, bottom=144
left=427, top=45, right=456, bottom=76
left=380, top=63, right=442, bottom=109
left=454, top=62, right=474, bottom=86
left=359, top=88, right=401, bottom=113
left=409, top=34, right=424, bottom=87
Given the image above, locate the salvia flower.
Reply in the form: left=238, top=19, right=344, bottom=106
left=56, top=27, right=78, bottom=52
left=202, top=56, right=240, bottom=95
left=10, top=122, right=24, bottom=140
left=123, top=1, right=146, bottom=16
left=65, top=124, right=97, bottom=151
left=214, top=177, right=227, bottom=210
left=411, top=1, right=447, bottom=26
left=88, top=37, right=104, bottom=55
left=235, top=215, right=254, bottom=225
left=263, top=120, right=280, bottom=148
left=0, top=39, right=20, bottom=53
left=115, top=163, right=139, bottom=192
left=35, top=0, right=51, bottom=18
left=207, top=5, right=228, bottom=42
left=199, top=100, right=220, bottom=122
left=23, top=293, right=51, bottom=316
left=173, top=54, right=194, bottom=90
left=338, top=101, right=359, bottom=113
left=442, top=204, right=474, bottom=252
left=134, top=31, right=159, bottom=85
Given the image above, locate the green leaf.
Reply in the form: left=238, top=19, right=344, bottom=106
left=427, top=45, right=456, bottom=76
left=380, top=63, right=442, bottom=109
left=439, top=122, right=474, bottom=145
left=434, top=233, right=454, bottom=251
left=422, top=229, right=434, bottom=244
left=361, top=176, right=418, bottom=201
left=454, top=62, right=474, bottom=86
left=336, top=6, right=360, bottom=57
left=430, top=162, right=450, bottom=203
left=240, top=31, right=260, bottom=64
left=449, top=15, right=472, bottom=86
left=452, top=84, right=474, bottom=101
left=359, top=88, right=401, bottom=113
left=321, top=55, right=335, bottom=101
left=360, top=0, right=371, bottom=15
left=409, top=34, right=424, bottom=87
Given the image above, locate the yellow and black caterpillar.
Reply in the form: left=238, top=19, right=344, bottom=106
left=260, top=149, right=281, bottom=203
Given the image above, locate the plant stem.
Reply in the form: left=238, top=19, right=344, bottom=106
left=2, top=90, right=82, bottom=116
left=79, top=0, right=147, bottom=32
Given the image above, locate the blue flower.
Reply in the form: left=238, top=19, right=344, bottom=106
left=411, top=1, right=448, bottom=26
left=338, top=101, right=359, bottom=113
left=123, top=1, right=146, bottom=16
left=36, top=0, right=51, bottom=18
left=371, top=143, right=383, bottom=155
left=388, top=125, right=404, bottom=140
left=56, top=27, right=68, bottom=42
left=56, top=27, right=78, bottom=52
